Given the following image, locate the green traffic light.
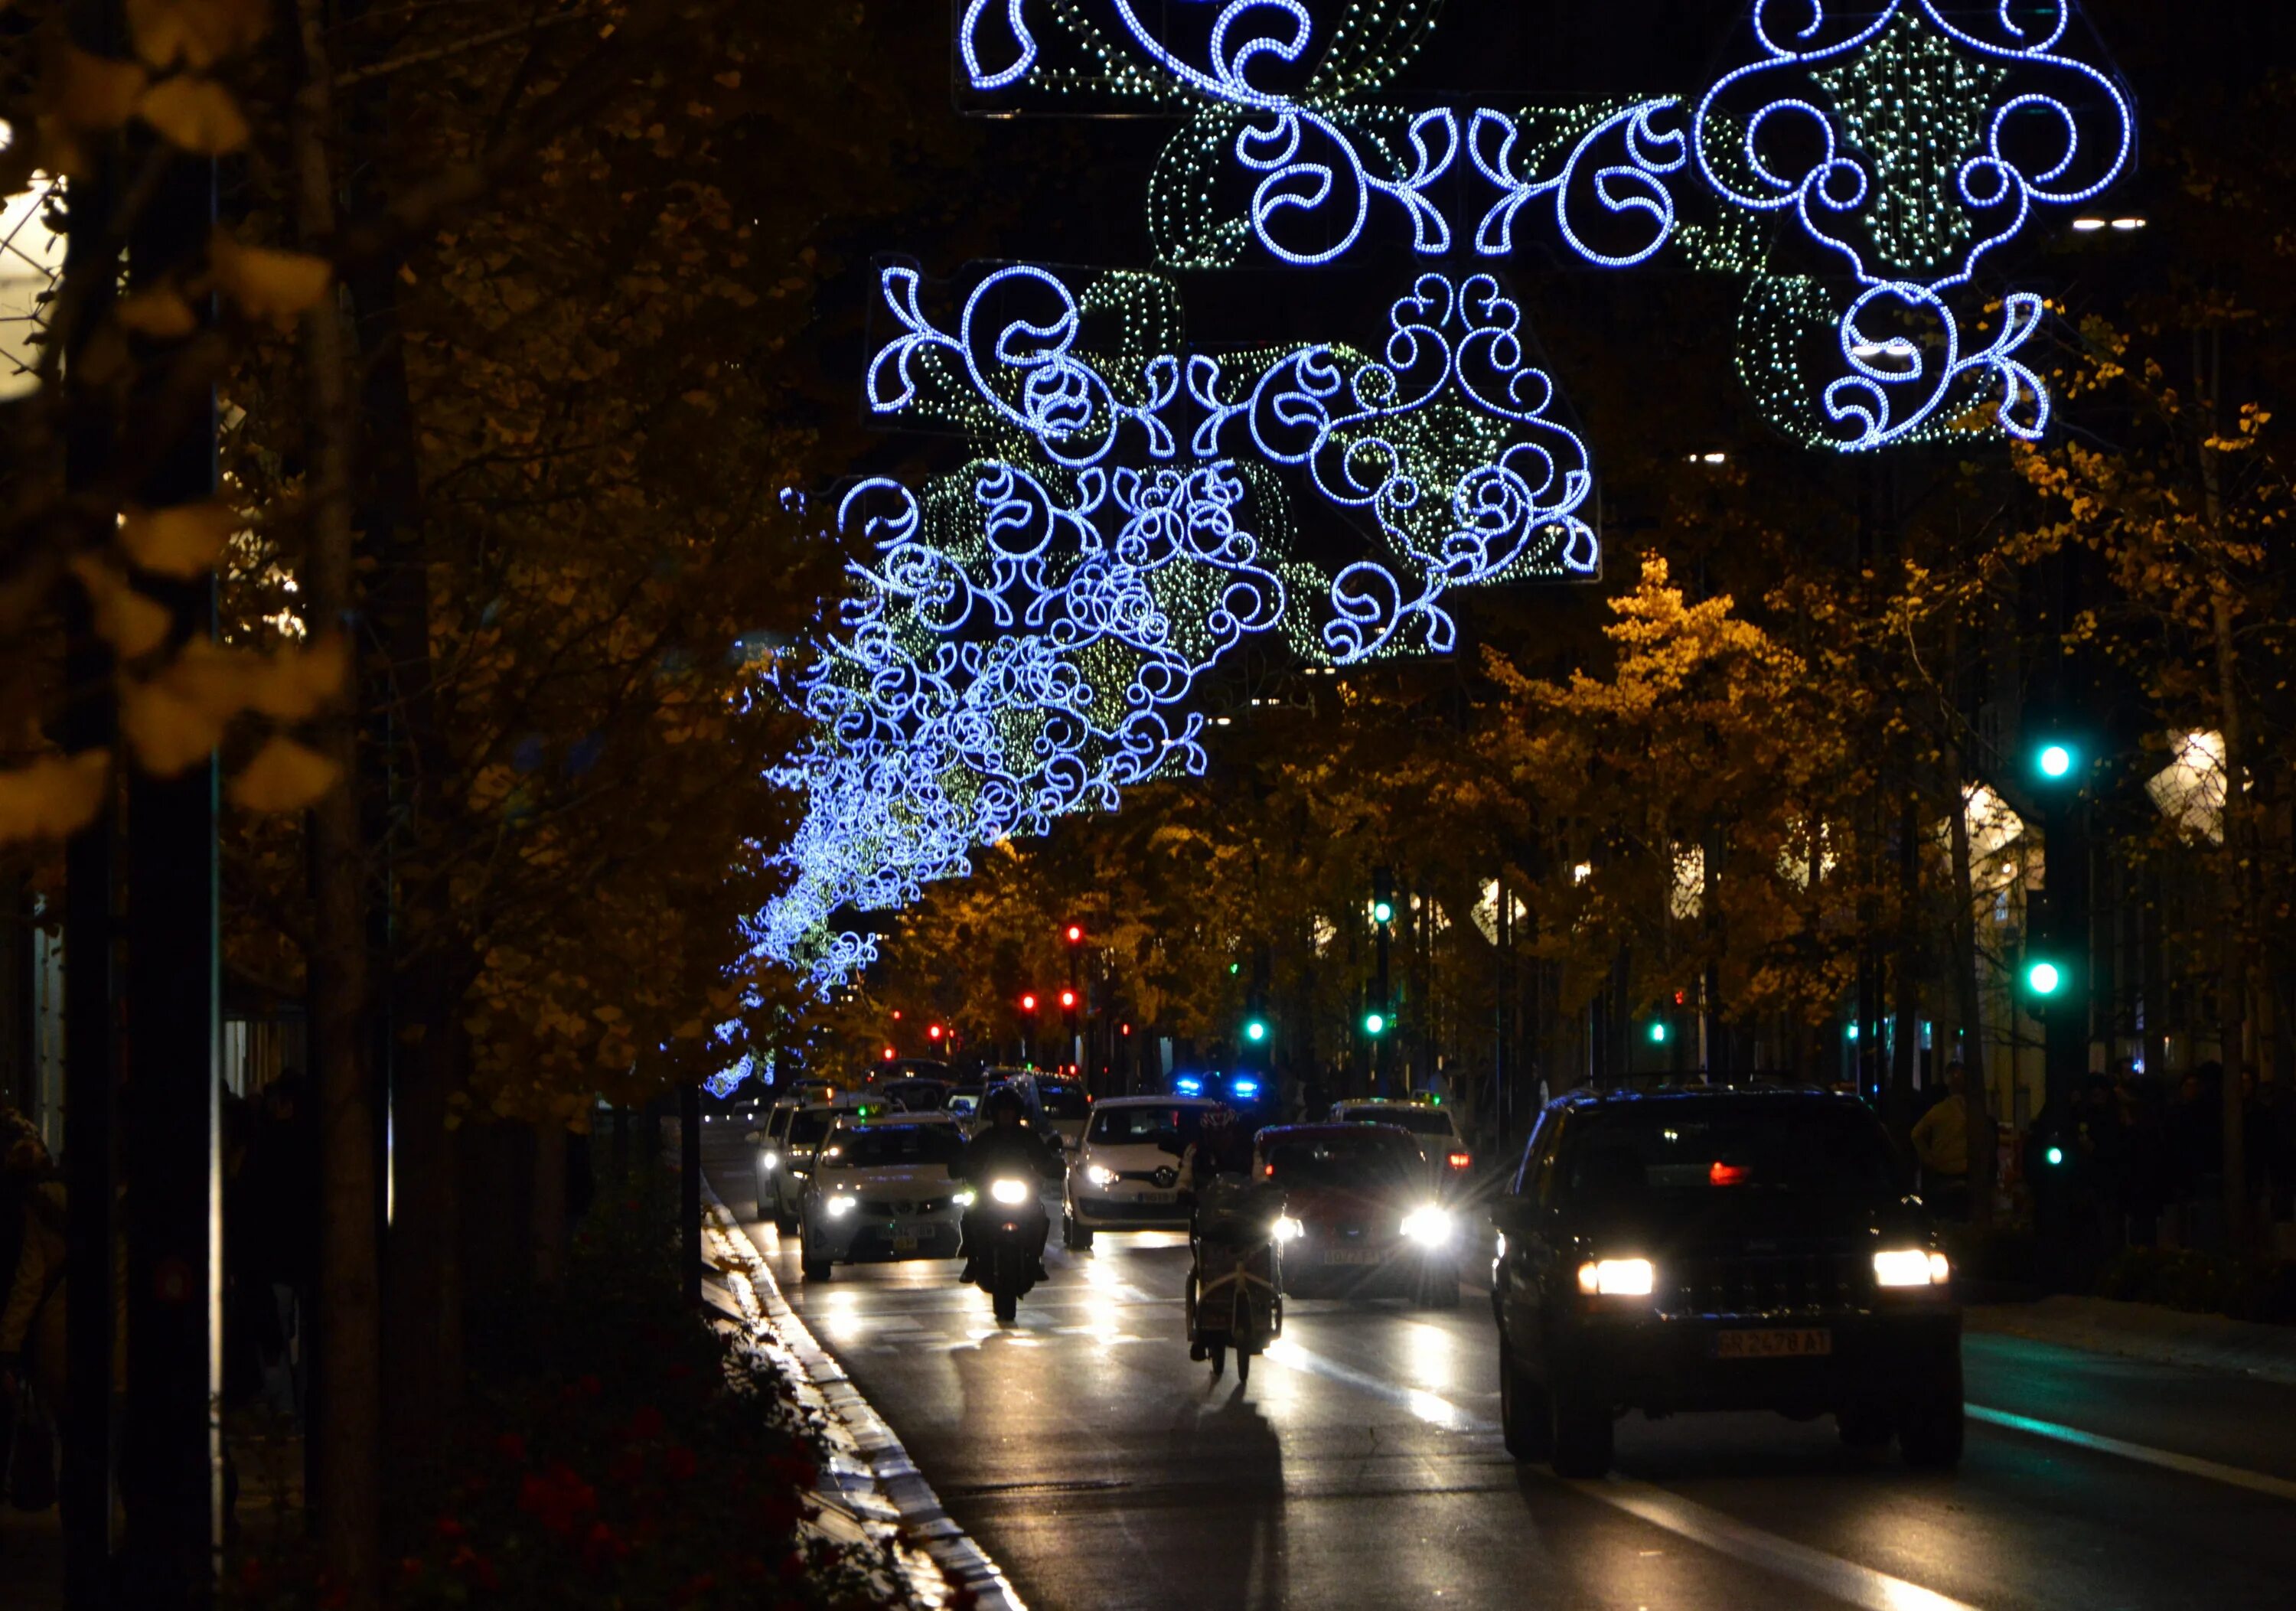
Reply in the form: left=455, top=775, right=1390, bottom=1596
left=2027, top=960, right=2063, bottom=996
left=1244, top=1019, right=1267, bottom=1043
left=1649, top=1022, right=1668, bottom=1044
left=1372, top=899, right=1394, bottom=925
left=2045, top=1144, right=2066, bottom=1167
left=1363, top=1011, right=1387, bottom=1035
left=2037, top=742, right=2073, bottom=780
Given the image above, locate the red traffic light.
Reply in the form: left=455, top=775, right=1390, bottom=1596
left=928, top=1023, right=944, bottom=1041
left=891, top=1009, right=902, bottom=1020
left=1020, top=993, right=1039, bottom=1013
left=1059, top=989, right=1078, bottom=1010
left=1120, top=1022, right=1131, bottom=1036
left=881, top=1047, right=895, bottom=1061
left=1065, top=924, right=1084, bottom=944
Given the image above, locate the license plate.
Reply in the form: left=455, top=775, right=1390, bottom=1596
left=1133, top=1189, right=1175, bottom=1204
left=891, top=1234, right=918, bottom=1254
left=1322, top=1248, right=1380, bottom=1266
left=1714, top=1328, right=1831, bottom=1359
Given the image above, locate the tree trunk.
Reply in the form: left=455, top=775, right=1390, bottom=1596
left=1947, top=765, right=1994, bottom=1229
left=381, top=963, right=468, bottom=1489
left=532, top=1118, right=568, bottom=1291
left=1890, top=794, right=1921, bottom=1135
left=2210, top=584, right=2249, bottom=1247
left=295, top=6, right=381, bottom=1603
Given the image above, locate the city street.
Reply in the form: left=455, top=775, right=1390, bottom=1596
left=705, top=1136, right=2296, bottom=1611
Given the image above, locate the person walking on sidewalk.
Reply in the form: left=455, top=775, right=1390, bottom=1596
left=1910, top=1062, right=1972, bottom=1219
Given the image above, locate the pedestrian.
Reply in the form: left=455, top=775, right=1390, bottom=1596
left=1910, top=1061, right=1971, bottom=1218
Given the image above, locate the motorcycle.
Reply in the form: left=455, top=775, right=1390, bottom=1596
left=966, top=1176, right=1049, bottom=1322
left=1186, top=1179, right=1285, bottom=1384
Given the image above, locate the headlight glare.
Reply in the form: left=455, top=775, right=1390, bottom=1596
left=760, top=1151, right=778, bottom=1172
left=1576, top=1257, right=1655, bottom=1296
left=1401, top=1205, right=1453, bottom=1246
left=1084, top=1163, right=1118, bottom=1188
left=1874, top=1248, right=1949, bottom=1287
left=990, top=1177, right=1031, bottom=1206
left=951, top=1188, right=977, bottom=1208
left=825, top=1195, right=858, bottom=1218
left=1273, top=1215, right=1305, bottom=1244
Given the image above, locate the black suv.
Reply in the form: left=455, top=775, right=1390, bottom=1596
left=1490, top=1086, right=1961, bottom=1478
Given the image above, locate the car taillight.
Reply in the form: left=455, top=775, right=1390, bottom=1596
left=1447, top=1152, right=1472, bottom=1169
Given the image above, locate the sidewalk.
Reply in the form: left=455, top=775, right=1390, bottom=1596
left=1968, top=1295, right=2296, bottom=1386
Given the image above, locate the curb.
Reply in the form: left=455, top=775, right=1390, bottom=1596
left=699, top=1185, right=1029, bottom=1611
left=1967, top=1295, right=2296, bottom=1388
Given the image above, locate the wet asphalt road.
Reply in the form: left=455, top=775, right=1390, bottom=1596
left=702, top=1137, right=2296, bottom=1611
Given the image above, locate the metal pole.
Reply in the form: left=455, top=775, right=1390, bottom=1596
left=679, top=1082, right=701, bottom=1306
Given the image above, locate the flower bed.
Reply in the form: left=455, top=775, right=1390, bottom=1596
left=227, top=1164, right=935, bottom=1610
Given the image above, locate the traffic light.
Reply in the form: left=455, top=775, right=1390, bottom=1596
left=881, top=1047, right=895, bottom=1061
left=2025, top=959, right=2063, bottom=996
left=1065, top=923, right=1084, bottom=944
left=1020, top=992, right=1039, bottom=1013
left=1244, top=1016, right=1268, bottom=1043
left=1059, top=988, right=1078, bottom=1011
left=1363, top=1009, right=1388, bottom=1036
left=1371, top=897, right=1394, bottom=925
left=1648, top=1021, right=1668, bottom=1045
left=928, top=1022, right=944, bottom=1042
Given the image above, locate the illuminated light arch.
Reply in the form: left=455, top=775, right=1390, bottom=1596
left=954, top=0, right=2134, bottom=452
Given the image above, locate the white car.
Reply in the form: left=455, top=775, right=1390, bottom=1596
left=1329, top=1098, right=1473, bottom=1195
left=1061, top=1097, right=1225, bottom=1250
left=798, top=1114, right=971, bottom=1280
left=757, top=1102, right=846, bottom=1232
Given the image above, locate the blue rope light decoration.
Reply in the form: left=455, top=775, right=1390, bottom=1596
left=955, top=0, right=2134, bottom=452
left=755, top=265, right=1593, bottom=990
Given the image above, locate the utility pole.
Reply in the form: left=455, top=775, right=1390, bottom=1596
left=1371, top=866, right=1394, bottom=1097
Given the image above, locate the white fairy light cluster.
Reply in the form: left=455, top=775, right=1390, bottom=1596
left=753, top=264, right=1593, bottom=989
left=963, top=0, right=2134, bottom=452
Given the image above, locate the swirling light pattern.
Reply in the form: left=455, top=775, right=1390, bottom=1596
left=959, top=0, right=2134, bottom=452
left=755, top=264, right=1593, bottom=990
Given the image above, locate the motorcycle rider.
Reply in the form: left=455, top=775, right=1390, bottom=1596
left=1181, top=1104, right=1254, bottom=1202
left=952, top=1085, right=1062, bottom=1283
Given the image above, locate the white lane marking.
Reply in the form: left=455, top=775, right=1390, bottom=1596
left=1967, top=1404, right=2296, bottom=1504
left=1588, top=1477, right=1982, bottom=1611
left=1263, top=1338, right=1978, bottom=1611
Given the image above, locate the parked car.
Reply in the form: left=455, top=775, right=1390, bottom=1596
left=1329, top=1097, right=1473, bottom=1195
left=1254, top=1123, right=1460, bottom=1306
left=1061, top=1097, right=1225, bottom=1249
left=797, top=1114, right=970, bottom=1280
left=1490, top=1084, right=1962, bottom=1479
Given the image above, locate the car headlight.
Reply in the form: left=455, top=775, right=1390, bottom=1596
left=1401, top=1205, right=1453, bottom=1246
left=1873, top=1248, right=1951, bottom=1287
left=1576, top=1257, right=1655, bottom=1296
left=825, top=1195, right=858, bottom=1218
left=1084, top=1163, right=1118, bottom=1188
left=1273, top=1215, right=1304, bottom=1243
left=990, top=1178, right=1031, bottom=1206
left=952, top=1188, right=977, bottom=1208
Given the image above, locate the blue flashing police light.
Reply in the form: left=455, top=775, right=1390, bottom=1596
left=1232, top=1078, right=1261, bottom=1098
left=1175, top=1075, right=1203, bottom=1096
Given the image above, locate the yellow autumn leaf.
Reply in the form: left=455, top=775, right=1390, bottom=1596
left=119, top=675, right=221, bottom=775
left=115, top=285, right=199, bottom=339
left=136, top=77, right=249, bottom=155
left=208, top=232, right=331, bottom=325
left=0, top=750, right=112, bottom=843
left=126, top=0, right=271, bottom=69
left=119, top=501, right=234, bottom=578
left=54, top=47, right=148, bottom=131
left=228, top=735, right=340, bottom=812
left=71, top=556, right=170, bottom=658
left=592, top=1005, right=625, bottom=1024
left=245, top=633, right=347, bottom=719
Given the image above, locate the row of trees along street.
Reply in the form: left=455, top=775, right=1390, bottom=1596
left=0, top=0, right=2294, bottom=1607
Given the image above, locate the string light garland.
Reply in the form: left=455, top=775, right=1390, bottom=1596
left=958, top=0, right=2133, bottom=452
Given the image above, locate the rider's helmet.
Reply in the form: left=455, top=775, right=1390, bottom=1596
left=982, top=1085, right=1027, bottom=1124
